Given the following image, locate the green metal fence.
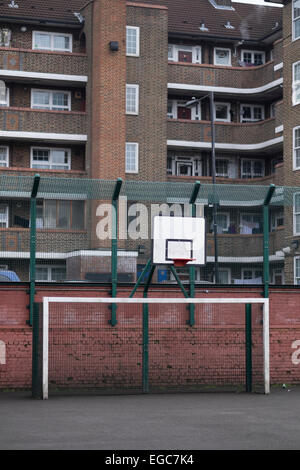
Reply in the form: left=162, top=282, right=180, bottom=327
left=0, top=174, right=299, bottom=325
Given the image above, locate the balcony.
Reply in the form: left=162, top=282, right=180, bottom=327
left=0, top=47, right=88, bottom=86
left=0, top=228, right=88, bottom=254
left=206, top=229, right=284, bottom=259
left=167, top=117, right=283, bottom=153
left=0, top=107, right=87, bottom=143
left=168, top=41, right=283, bottom=99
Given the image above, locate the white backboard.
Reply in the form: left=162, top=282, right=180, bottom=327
left=152, top=216, right=206, bottom=266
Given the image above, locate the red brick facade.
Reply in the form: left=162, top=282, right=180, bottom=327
left=1, top=285, right=300, bottom=390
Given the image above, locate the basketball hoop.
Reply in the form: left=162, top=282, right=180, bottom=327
left=172, top=258, right=195, bottom=267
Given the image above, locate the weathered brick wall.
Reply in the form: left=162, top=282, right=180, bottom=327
left=1, top=285, right=300, bottom=390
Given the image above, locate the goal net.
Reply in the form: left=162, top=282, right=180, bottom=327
left=32, top=297, right=270, bottom=399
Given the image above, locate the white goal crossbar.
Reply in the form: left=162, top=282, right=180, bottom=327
left=42, top=297, right=270, bottom=399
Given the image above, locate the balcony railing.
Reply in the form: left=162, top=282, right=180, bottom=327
left=167, top=117, right=282, bottom=149
left=0, top=47, right=88, bottom=78
left=0, top=107, right=87, bottom=139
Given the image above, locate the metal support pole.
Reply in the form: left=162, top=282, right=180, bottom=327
left=130, top=258, right=152, bottom=298
left=188, top=181, right=201, bottom=327
left=169, top=265, right=190, bottom=299
left=245, top=303, right=252, bottom=393
left=209, top=91, right=219, bottom=284
left=29, top=174, right=40, bottom=327
left=142, top=264, right=156, bottom=394
left=263, top=184, right=275, bottom=298
left=110, top=178, right=123, bottom=327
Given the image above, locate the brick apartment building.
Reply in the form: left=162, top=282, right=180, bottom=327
left=0, top=0, right=298, bottom=285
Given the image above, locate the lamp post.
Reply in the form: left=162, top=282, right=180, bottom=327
left=185, top=92, right=219, bottom=283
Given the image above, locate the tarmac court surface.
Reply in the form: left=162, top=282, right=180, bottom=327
left=0, top=387, right=300, bottom=450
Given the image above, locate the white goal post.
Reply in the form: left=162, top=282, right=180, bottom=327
left=41, top=296, right=270, bottom=399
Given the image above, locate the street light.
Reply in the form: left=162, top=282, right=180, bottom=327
left=185, top=91, right=219, bottom=283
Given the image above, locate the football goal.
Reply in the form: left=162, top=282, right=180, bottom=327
left=32, top=297, right=270, bottom=399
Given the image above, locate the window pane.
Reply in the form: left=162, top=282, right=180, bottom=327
left=52, top=150, right=68, bottom=164
left=295, top=194, right=300, bottom=213
left=44, top=200, right=57, bottom=228
left=126, top=143, right=137, bottom=172
left=126, top=86, right=138, bottom=113
left=215, top=49, right=230, bottom=65
left=34, top=33, right=51, bottom=49
left=32, top=91, right=50, bottom=108
left=71, top=201, right=85, bottom=230
left=243, top=52, right=252, bottom=64
left=215, top=104, right=228, bottom=120
left=54, top=35, right=70, bottom=51
left=219, top=270, right=229, bottom=284
left=51, top=267, right=66, bottom=281
left=242, top=106, right=251, bottom=119
left=52, top=92, right=69, bottom=110
left=254, top=53, right=263, bottom=65
left=295, top=18, right=300, bottom=39
left=296, top=258, right=300, bottom=278
left=36, top=267, right=49, bottom=281
left=126, top=27, right=137, bottom=55
left=0, top=147, right=8, bottom=164
left=253, top=107, right=263, bottom=120
left=57, top=201, right=70, bottom=229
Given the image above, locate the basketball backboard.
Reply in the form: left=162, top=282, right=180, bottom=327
left=152, top=216, right=206, bottom=266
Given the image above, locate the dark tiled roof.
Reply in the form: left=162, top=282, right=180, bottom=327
left=0, top=0, right=87, bottom=24
left=139, top=0, right=282, bottom=41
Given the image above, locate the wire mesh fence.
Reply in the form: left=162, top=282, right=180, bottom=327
left=0, top=173, right=297, bottom=289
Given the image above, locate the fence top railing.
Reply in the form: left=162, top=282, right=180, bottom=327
left=0, top=173, right=298, bottom=206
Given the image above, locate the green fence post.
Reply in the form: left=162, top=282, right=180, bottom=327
left=110, top=178, right=123, bottom=327
left=142, top=264, right=155, bottom=394
left=130, top=258, right=152, bottom=298
left=29, top=174, right=40, bottom=327
left=263, top=184, right=275, bottom=299
left=245, top=303, right=252, bottom=393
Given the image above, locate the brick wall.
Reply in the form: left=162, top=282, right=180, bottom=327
left=1, top=285, right=300, bottom=390
left=126, top=3, right=168, bottom=182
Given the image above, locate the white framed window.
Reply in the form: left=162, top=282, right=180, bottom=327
left=126, top=84, right=139, bottom=115
left=167, top=155, right=202, bottom=177
left=167, top=100, right=201, bottom=121
left=241, top=268, right=263, bottom=284
left=0, top=87, right=9, bottom=107
left=240, top=213, right=262, bottom=234
left=31, top=147, right=71, bottom=170
left=214, top=47, right=231, bottom=66
left=293, top=61, right=300, bottom=105
left=271, top=267, right=284, bottom=285
left=294, top=193, right=300, bottom=235
left=36, top=200, right=85, bottom=230
left=126, top=26, right=140, bottom=56
left=240, top=213, right=262, bottom=235
left=0, top=204, right=8, bottom=228
left=126, top=142, right=139, bottom=173
left=216, top=268, right=231, bottom=284
left=35, top=265, right=66, bottom=282
left=31, top=89, right=71, bottom=111
left=293, top=0, right=300, bottom=41
left=32, top=31, right=72, bottom=52
left=168, top=44, right=201, bottom=64
left=214, top=212, right=230, bottom=234
left=293, top=126, right=300, bottom=169
left=295, top=257, right=300, bottom=284
left=215, top=158, right=229, bottom=177
left=0, top=147, right=9, bottom=167
left=214, top=102, right=231, bottom=122
left=241, top=50, right=265, bottom=66
left=240, top=104, right=264, bottom=122
left=241, top=159, right=264, bottom=179
left=0, top=28, right=11, bottom=47
left=271, top=210, right=284, bottom=231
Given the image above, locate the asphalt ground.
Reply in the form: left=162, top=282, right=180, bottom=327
left=0, top=387, right=299, bottom=451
